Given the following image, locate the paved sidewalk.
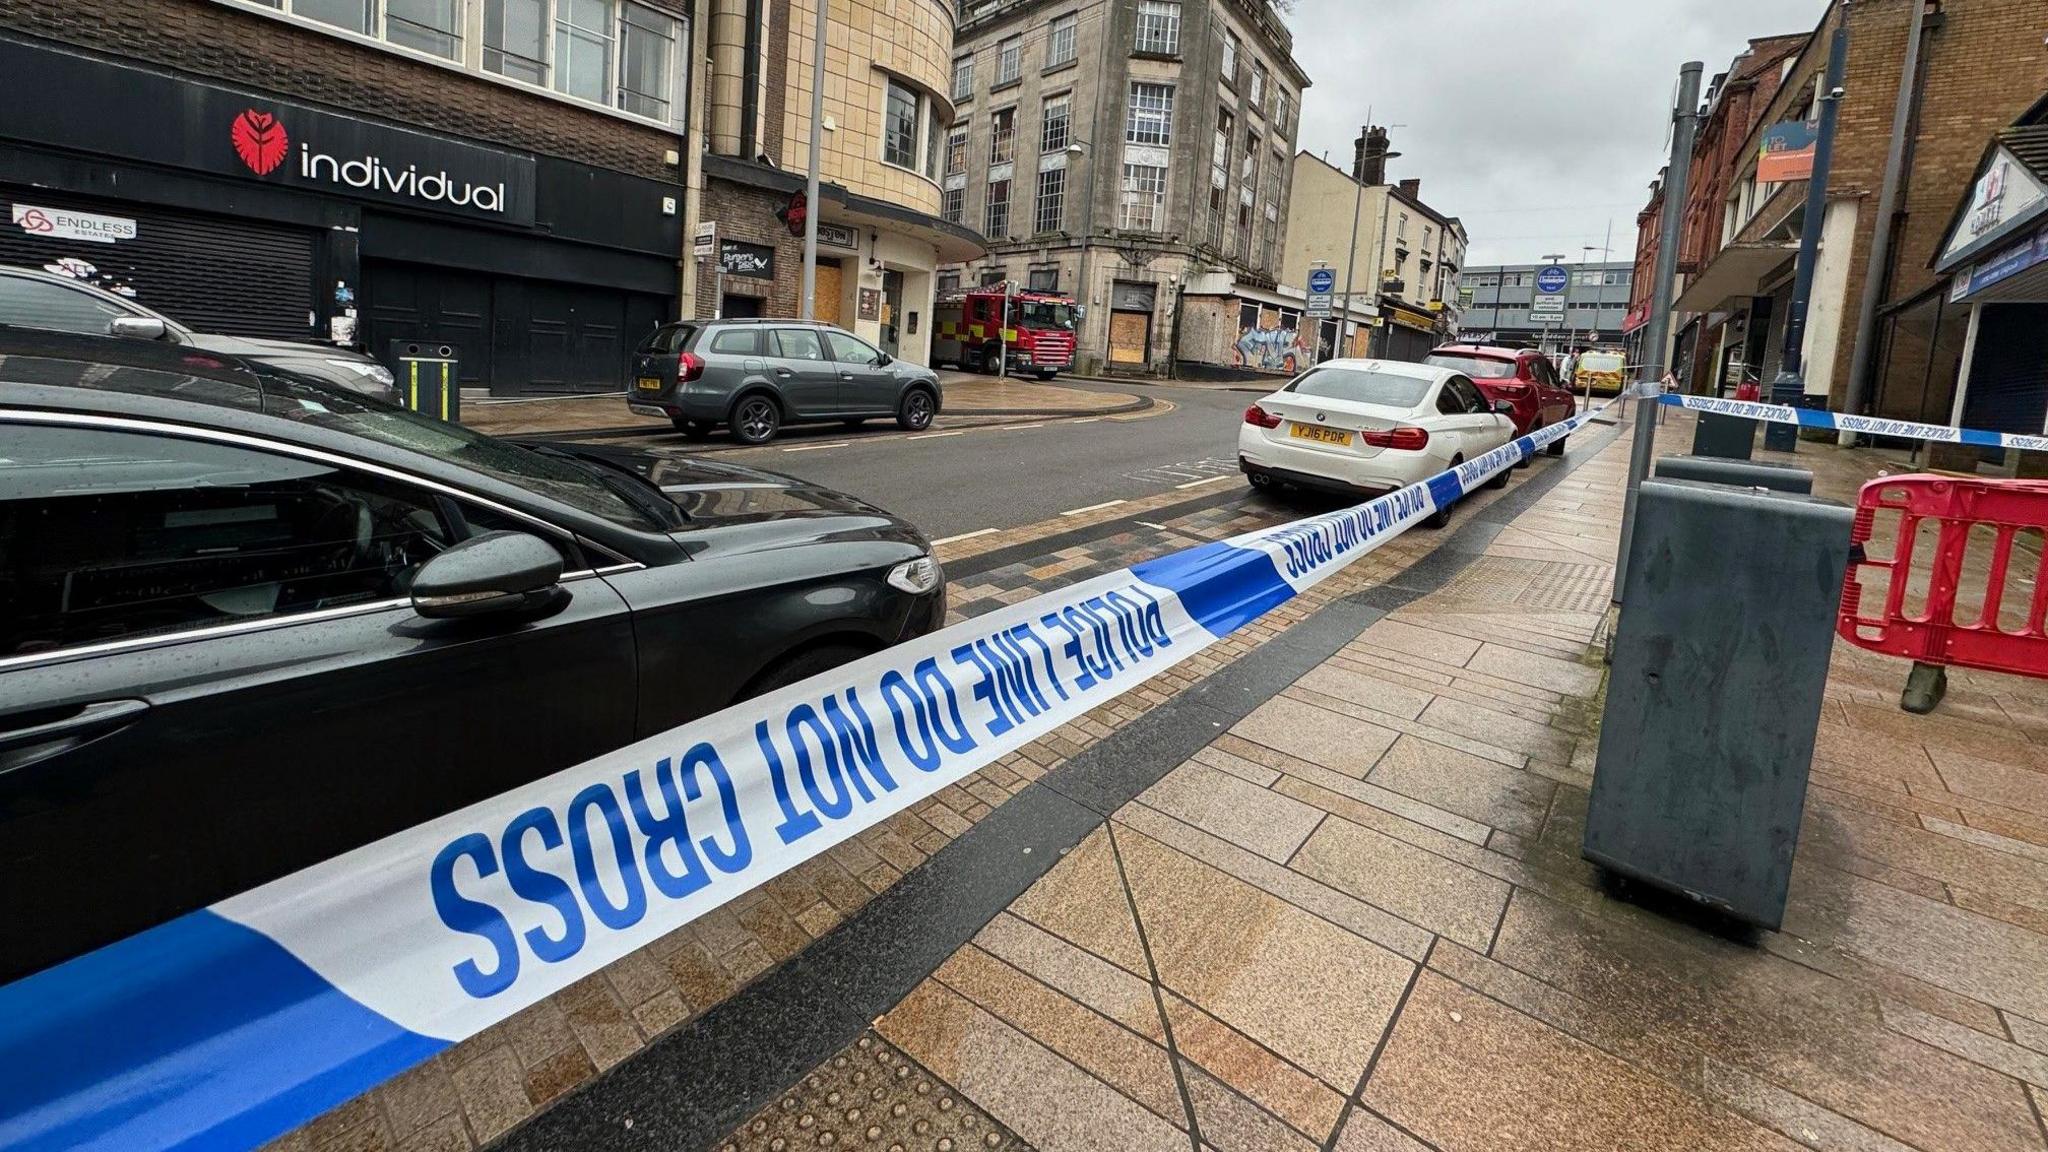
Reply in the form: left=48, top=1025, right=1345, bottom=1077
left=459, top=373, right=1141, bottom=438
left=724, top=409, right=2048, bottom=1152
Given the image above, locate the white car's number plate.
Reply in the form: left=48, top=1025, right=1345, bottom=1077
left=1289, top=423, right=1352, bottom=447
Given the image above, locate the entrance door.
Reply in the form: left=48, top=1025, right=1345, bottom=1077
left=815, top=260, right=843, bottom=326
left=880, top=269, right=904, bottom=358
left=1108, top=311, right=1151, bottom=365
left=364, top=260, right=495, bottom=390
left=722, top=293, right=764, bottom=319
left=1963, top=303, right=2048, bottom=434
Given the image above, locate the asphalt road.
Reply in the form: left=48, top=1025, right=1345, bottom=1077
left=613, top=380, right=1271, bottom=540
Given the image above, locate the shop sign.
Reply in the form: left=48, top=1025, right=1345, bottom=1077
left=693, top=221, right=718, bottom=258
left=1757, top=120, right=1817, bottom=183
left=817, top=222, right=859, bottom=250
left=1960, top=224, right=2048, bottom=298
left=0, top=37, right=536, bottom=225
left=1966, top=160, right=2012, bottom=240
left=720, top=240, right=776, bottom=279
left=10, top=203, right=136, bottom=245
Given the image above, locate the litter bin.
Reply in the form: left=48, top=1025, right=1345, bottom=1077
left=388, top=340, right=461, bottom=422
left=1691, top=409, right=1757, bottom=459
left=1652, top=455, right=1812, bottom=494
left=1584, top=478, right=1853, bottom=930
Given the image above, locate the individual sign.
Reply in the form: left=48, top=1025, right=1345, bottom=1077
left=1308, top=267, right=1336, bottom=294
left=1758, top=120, right=1818, bottom=183
left=692, top=221, right=717, bottom=258
left=1305, top=291, right=1333, bottom=318
left=1536, top=265, right=1570, bottom=295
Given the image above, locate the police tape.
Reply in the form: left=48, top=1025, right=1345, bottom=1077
left=1659, top=392, right=2048, bottom=452
left=0, top=387, right=1644, bottom=1152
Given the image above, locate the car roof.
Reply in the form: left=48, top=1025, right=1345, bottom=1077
left=1312, top=358, right=1461, bottom=383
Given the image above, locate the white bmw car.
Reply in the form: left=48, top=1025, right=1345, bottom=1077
left=1238, top=359, right=1519, bottom=526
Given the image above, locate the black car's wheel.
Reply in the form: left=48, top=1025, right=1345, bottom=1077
left=897, top=387, right=937, bottom=431
left=730, top=394, right=782, bottom=444
left=1487, top=462, right=1512, bottom=489
left=671, top=417, right=713, bottom=440
left=1547, top=433, right=1568, bottom=456
left=740, top=642, right=875, bottom=700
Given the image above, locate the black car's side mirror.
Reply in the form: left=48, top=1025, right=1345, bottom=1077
left=877, top=352, right=893, bottom=367
left=412, top=531, right=569, bottom=620
left=109, top=316, right=169, bottom=341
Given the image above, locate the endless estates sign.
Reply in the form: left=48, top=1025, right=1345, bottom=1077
left=0, top=37, right=537, bottom=225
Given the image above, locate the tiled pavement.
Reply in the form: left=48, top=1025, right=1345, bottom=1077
left=270, top=408, right=2048, bottom=1152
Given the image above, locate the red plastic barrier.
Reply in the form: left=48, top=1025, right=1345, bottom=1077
left=1839, top=474, right=2048, bottom=679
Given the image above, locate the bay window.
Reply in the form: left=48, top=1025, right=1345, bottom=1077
left=884, top=79, right=920, bottom=168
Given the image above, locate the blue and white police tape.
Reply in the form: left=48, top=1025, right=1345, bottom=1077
left=1660, top=392, right=2048, bottom=452
left=0, top=391, right=1633, bottom=1152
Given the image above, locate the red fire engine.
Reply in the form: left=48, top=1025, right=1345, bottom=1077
left=932, top=284, right=1078, bottom=381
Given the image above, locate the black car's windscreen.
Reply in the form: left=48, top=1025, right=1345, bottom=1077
left=1421, top=353, right=1517, bottom=379
left=1288, top=367, right=1434, bottom=409
left=261, top=386, right=664, bottom=531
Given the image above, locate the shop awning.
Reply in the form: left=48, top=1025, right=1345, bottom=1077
left=1672, top=242, right=1797, bottom=316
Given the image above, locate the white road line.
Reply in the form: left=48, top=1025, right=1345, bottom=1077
left=1137, top=521, right=1171, bottom=530
left=782, top=442, right=849, bottom=452
left=906, top=431, right=965, bottom=440
left=1068, top=417, right=1102, bottom=424
left=1176, top=474, right=1236, bottom=489
left=931, top=527, right=1001, bottom=546
left=1061, top=500, right=1128, bottom=516
left=1002, top=423, right=1045, bottom=431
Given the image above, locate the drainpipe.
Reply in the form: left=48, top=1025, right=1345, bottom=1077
left=1842, top=0, right=1933, bottom=428
left=738, top=0, right=762, bottom=161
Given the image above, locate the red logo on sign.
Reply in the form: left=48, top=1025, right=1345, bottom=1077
left=16, top=208, right=55, bottom=234
left=231, top=110, right=290, bottom=175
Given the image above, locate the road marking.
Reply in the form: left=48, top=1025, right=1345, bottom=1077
left=1002, top=423, right=1044, bottom=431
left=1137, top=521, right=1171, bottom=530
left=783, top=442, right=849, bottom=452
left=1068, top=417, right=1102, bottom=424
left=1176, top=475, right=1236, bottom=490
left=907, top=431, right=965, bottom=440
left=932, top=527, right=1000, bottom=545
left=1061, top=500, right=1128, bottom=516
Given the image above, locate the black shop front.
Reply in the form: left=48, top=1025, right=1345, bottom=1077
left=0, top=34, right=682, bottom=395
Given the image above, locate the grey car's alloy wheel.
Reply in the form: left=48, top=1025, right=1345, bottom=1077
left=897, top=388, right=936, bottom=431
left=732, top=395, right=782, bottom=444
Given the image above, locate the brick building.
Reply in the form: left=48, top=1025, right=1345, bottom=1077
left=1656, top=0, right=2048, bottom=417
left=940, top=0, right=1310, bottom=375
left=0, top=0, right=698, bottom=395
left=696, top=0, right=983, bottom=367
left=1620, top=171, right=1664, bottom=370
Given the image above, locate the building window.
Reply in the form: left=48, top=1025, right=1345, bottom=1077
left=945, top=125, right=969, bottom=176
left=1574, top=270, right=1604, bottom=287
left=1242, top=132, right=1259, bottom=190
left=1028, top=268, right=1059, bottom=292
left=1220, top=29, right=1239, bottom=83
left=991, top=107, right=1017, bottom=164
left=1206, top=185, right=1226, bottom=250
left=1235, top=203, right=1252, bottom=259
left=996, top=35, right=1022, bottom=85
left=1422, top=226, right=1432, bottom=253
left=1035, top=167, right=1066, bottom=234
left=467, top=0, right=684, bottom=121
left=938, top=272, right=962, bottom=296
left=1397, top=212, right=1409, bottom=240
left=1041, top=95, right=1071, bottom=153
left=1134, top=1, right=1181, bottom=56
left=883, top=78, right=920, bottom=168
left=1047, top=12, right=1078, bottom=67
left=986, top=178, right=1011, bottom=238
left=1125, top=82, right=1174, bottom=146
left=1249, top=60, right=1266, bottom=109
left=942, top=186, right=965, bottom=224
left=289, top=0, right=373, bottom=34
left=952, top=55, right=975, bottom=100
left=1120, top=163, right=1166, bottom=231
left=387, top=0, right=460, bottom=57
left=1213, top=106, right=1233, bottom=174
left=1273, top=90, right=1290, bottom=135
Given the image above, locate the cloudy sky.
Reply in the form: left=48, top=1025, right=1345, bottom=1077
left=1282, top=0, right=1824, bottom=268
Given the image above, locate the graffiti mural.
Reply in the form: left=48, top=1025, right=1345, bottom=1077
left=1234, top=302, right=1313, bottom=374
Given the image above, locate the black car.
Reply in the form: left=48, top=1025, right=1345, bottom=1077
left=0, top=335, right=944, bottom=980
left=0, top=263, right=402, bottom=403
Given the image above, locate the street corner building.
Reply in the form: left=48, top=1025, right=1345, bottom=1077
left=938, top=0, right=1310, bottom=377
left=695, top=0, right=984, bottom=367
left=0, top=0, right=694, bottom=397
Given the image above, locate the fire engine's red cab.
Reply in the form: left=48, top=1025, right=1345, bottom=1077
left=932, top=285, right=1078, bottom=380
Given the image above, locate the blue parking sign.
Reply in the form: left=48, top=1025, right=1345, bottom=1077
left=1308, top=268, right=1336, bottom=294
left=1537, top=265, right=1569, bottom=294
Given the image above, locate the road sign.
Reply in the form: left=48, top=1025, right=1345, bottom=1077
left=692, top=221, right=717, bottom=258
left=1536, top=265, right=1570, bottom=294
left=1308, top=268, right=1336, bottom=294
left=1534, top=293, right=1566, bottom=308
left=1305, top=291, right=1334, bottom=318
left=1530, top=312, right=1564, bottom=326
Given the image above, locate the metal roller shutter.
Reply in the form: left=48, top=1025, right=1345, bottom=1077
left=0, top=186, right=316, bottom=341
left=1962, top=303, right=2048, bottom=435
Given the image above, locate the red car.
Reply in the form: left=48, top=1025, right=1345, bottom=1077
left=1423, top=344, right=1577, bottom=455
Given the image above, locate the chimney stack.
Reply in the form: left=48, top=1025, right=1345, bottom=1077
left=1352, top=125, right=1391, bottom=186
left=1398, top=178, right=1421, bottom=200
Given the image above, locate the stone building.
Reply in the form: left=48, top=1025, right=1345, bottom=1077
left=696, top=0, right=985, bottom=366
left=0, top=0, right=699, bottom=395
left=941, top=0, right=1310, bottom=375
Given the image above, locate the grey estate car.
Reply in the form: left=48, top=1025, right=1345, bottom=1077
left=628, top=318, right=944, bottom=445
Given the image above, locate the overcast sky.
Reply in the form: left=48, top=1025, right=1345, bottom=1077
left=1283, top=0, right=1823, bottom=268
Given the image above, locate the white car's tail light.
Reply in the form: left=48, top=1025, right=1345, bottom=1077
left=1243, top=404, right=1283, bottom=428
left=1361, top=426, right=1430, bottom=451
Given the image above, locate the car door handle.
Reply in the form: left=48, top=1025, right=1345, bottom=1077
left=839, top=371, right=855, bottom=380
left=774, top=367, right=794, bottom=377
left=0, top=699, right=151, bottom=760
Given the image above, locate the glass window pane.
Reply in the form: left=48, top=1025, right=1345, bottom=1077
left=826, top=332, right=881, bottom=365
left=386, top=0, right=459, bottom=58
left=485, top=0, right=548, bottom=83
left=773, top=329, right=828, bottom=361
left=555, top=0, right=614, bottom=103
left=1041, top=96, right=1070, bottom=152
left=619, top=3, right=677, bottom=119
left=884, top=80, right=919, bottom=168
left=952, top=56, right=974, bottom=100
left=0, top=274, right=133, bottom=334
left=292, top=0, right=372, bottom=34
left=1048, top=14, right=1076, bottom=66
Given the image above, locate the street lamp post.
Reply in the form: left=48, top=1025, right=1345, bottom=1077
left=1068, top=140, right=1095, bottom=371
left=800, top=0, right=829, bottom=320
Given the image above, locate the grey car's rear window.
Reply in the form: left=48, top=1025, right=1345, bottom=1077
left=639, top=323, right=695, bottom=354
left=709, top=328, right=763, bottom=355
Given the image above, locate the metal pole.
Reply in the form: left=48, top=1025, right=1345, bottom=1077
left=1337, top=118, right=1368, bottom=361
left=800, top=0, right=828, bottom=320
left=1613, top=60, right=1703, bottom=607
left=1843, top=0, right=1926, bottom=428
left=1076, top=146, right=1095, bottom=370
left=999, top=280, right=1009, bottom=378
left=1767, top=25, right=1849, bottom=450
